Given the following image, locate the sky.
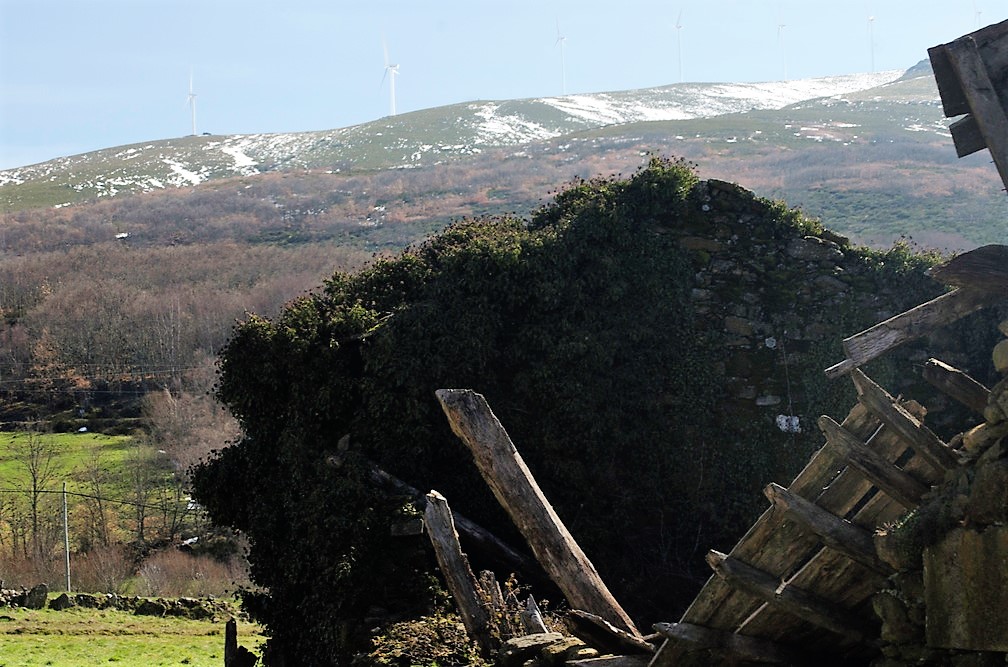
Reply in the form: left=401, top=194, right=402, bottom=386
left=1, top=0, right=1005, bottom=170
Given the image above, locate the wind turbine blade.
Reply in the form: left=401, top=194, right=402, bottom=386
left=676, top=8, right=683, bottom=27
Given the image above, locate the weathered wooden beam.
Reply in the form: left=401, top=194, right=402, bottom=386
left=567, top=610, right=655, bottom=655
left=436, top=388, right=640, bottom=637
left=851, top=369, right=961, bottom=472
left=944, top=36, right=1008, bottom=191
left=818, top=415, right=929, bottom=508
left=929, top=43, right=972, bottom=117
left=928, top=244, right=1008, bottom=292
left=705, top=550, right=872, bottom=644
left=653, top=621, right=801, bottom=665
left=923, top=358, right=991, bottom=416
left=424, top=490, right=495, bottom=657
left=763, top=482, right=892, bottom=576
left=949, top=114, right=987, bottom=157
left=365, top=461, right=533, bottom=574
left=825, top=287, right=994, bottom=378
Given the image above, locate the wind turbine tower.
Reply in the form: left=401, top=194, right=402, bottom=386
left=186, top=71, right=197, bottom=136
left=777, top=24, right=787, bottom=81
left=973, top=1, right=983, bottom=29
left=868, top=15, right=876, bottom=73
left=556, top=20, right=567, bottom=95
left=675, top=10, right=684, bottom=83
left=382, top=41, right=399, bottom=116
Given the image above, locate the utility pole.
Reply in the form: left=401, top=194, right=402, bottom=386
left=63, top=482, right=71, bottom=593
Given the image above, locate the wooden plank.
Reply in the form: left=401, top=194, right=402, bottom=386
left=824, top=288, right=994, bottom=379
left=652, top=622, right=801, bottom=665
left=705, top=551, right=873, bottom=644
left=949, top=114, right=987, bottom=157
left=424, top=490, right=495, bottom=657
left=851, top=369, right=961, bottom=473
left=818, top=416, right=929, bottom=508
left=923, top=358, right=991, bottom=416
left=763, top=483, right=891, bottom=575
left=945, top=36, right=1008, bottom=191
left=567, top=610, right=656, bottom=655
left=928, top=244, right=1008, bottom=292
left=436, top=388, right=640, bottom=636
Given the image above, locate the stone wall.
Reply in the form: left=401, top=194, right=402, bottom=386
left=874, top=319, right=1008, bottom=665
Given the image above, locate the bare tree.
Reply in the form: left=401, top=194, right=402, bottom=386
left=127, top=435, right=155, bottom=545
left=8, top=428, right=61, bottom=560
left=81, top=446, right=112, bottom=549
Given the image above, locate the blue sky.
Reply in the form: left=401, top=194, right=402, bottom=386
left=1, top=0, right=1004, bottom=169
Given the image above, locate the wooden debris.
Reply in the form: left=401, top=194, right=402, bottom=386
left=424, top=490, right=495, bottom=657
left=928, top=244, right=1008, bottom=292
left=522, top=595, right=548, bottom=634
left=436, top=388, right=640, bottom=637
left=566, top=610, right=655, bottom=656
left=565, top=656, right=649, bottom=667
left=366, top=461, right=533, bottom=574
left=851, top=369, right=961, bottom=472
left=818, top=415, right=929, bottom=508
left=705, top=551, right=872, bottom=644
left=824, top=287, right=995, bottom=378
left=653, top=621, right=801, bottom=665
left=923, top=358, right=992, bottom=416
left=763, top=482, right=892, bottom=575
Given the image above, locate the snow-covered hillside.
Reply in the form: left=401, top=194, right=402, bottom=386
left=1, top=69, right=912, bottom=209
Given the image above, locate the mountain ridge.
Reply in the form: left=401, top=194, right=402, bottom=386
left=0, top=68, right=906, bottom=211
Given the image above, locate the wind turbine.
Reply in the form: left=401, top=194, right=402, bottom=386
left=973, top=0, right=983, bottom=29
left=675, top=9, right=684, bottom=83
left=777, top=23, right=787, bottom=81
left=868, top=15, right=875, bottom=73
left=556, top=20, right=567, bottom=95
left=186, top=70, right=197, bottom=136
left=381, top=40, right=399, bottom=116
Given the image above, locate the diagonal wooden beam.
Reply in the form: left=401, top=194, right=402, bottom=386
left=851, top=369, right=961, bottom=472
left=764, top=483, right=892, bottom=576
left=704, top=551, right=873, bottom=644
left=818, top=415, right=929, bottom=508
left=825, top=288, right=994, bottom=378
left=922, top=358, right=991, bottom=416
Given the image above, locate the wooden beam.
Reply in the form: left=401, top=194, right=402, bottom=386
left=436, top=388, right=640, bottom=637
left=704, top=550, right=873, bottom=644
left=928, top=244, right=1008, bottom=292
left=567, top=610, right=656, bottom=655
left=365, top=461, right=534, bottom=574
left=944, top=36, right=1008, bottom=191
left=929, top=44, right=972, bottom=117
left=850, top=369, right=961, bottom=472
left=818, top=415, right=929, bottom=508
left=949, top=115, right=987, bottom=157
left=825, top=287, right=994, bottom=378
left=424, top=490, right=495, bottom=657
left=653, top=621, right=801, bottom=665
left=763, top=482, right=892, bottom=576
left=923, top=358, right=991, bottom=416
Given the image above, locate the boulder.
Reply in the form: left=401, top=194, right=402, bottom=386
left=48, top=593, right=74, bottom=611
left=24, top=584, right=47, bottom=610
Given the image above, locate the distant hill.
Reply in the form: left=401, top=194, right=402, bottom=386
left=1, top=62, right=1005, bottom=251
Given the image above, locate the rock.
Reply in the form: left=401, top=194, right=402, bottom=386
left=786, top=236, right=843, bottom=262
left=48, top=593, right=74, bottom=611
left=73, top=594, right=101, bottom=608
left=965, top=458, right=1008, bottom=525
left=539, top=637, right=597, bottom=666
left=873, top=590, right=921, bottom=645
left=499, top=633, right=565, bottom=667
left=993, top=339, right=1008, bottom=374
left=924, top=527, right=1008, bottom=652
left=24, top=584, right=47, bottom=610
left=723, top=316, right=753, bottom=336
left=961, top=421, right=1008, bottom=454
left=134, top=599, right=168, bottom=617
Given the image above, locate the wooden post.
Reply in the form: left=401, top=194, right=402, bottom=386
left=653, top=622, right=800, bottom=665
left=436, top=388, right=640, bottom=637
left=424, top=490, right=495, bottom=657
left=224, top=618, right=237, bottom=667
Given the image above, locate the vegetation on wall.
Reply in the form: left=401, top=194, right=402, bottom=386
left=190, top=156, right=1001, bottom=665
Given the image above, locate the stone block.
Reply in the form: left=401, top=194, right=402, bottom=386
left=24, top=584, right=47, bottom=610
left=993, top=339, right=1008, bottom=374
left=924, top=527, right=1008, bottom=651
left=499, top=633, right=565, bottom=667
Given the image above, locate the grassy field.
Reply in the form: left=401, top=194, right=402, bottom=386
left=0, top=604, right=264, bottom=667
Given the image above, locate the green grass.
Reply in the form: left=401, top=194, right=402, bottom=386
left=0, top=605, right=264, bottom=667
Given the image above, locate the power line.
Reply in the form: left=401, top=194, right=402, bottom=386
left=0, top=487, right=196, bottom=514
